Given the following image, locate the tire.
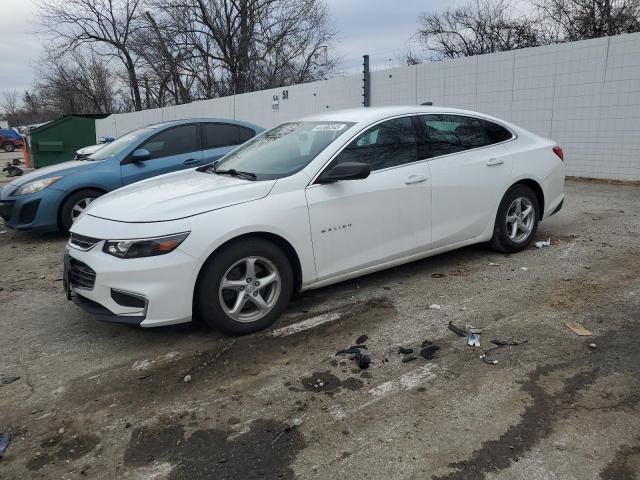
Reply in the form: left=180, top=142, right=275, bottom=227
left=197, top=238, right=294, bottom=335
left=59, top=189, right=104, bottom=232
left=489, top=184, right=540, bottom=253
left=3, top=142, right=15, bottom=152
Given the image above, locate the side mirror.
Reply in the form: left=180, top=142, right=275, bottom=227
left=131, top=148, right=151, bottom=162
left=316, top=162, right=370, bottom=184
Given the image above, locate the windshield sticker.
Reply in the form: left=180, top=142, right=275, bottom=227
left=312, top=124, right=347, bottom=132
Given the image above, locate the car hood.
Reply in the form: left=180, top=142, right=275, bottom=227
left=86, top=170, right=276, bottom=223
left=8, top=160, right=97, bottom=187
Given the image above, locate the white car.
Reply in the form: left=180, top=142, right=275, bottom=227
left=65, top=106, right=564, bottom=334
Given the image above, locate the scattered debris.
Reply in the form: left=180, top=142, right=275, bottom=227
left=490, top=339, right=528, bottom=346
left=336, top=343, right=370, bottom=370
left=183, top=375, right=192, bottom=383
left=355, top=334, right=368, bottom=345
left=480, top=355, right=498, bottom=365
left=489, top=262, right=500, bottom=266
left=481, top=338, right=529, bottom=365
left=565, top=322, right=593, bottom=336
left=448, top=321, right=467, bottom=337
left=401, top=355, right=417, bottom=363
left=420, top=345, right=439, bottom=360
left=0, top=432, right=10, bottom=459
left=429, top=304, right=441, bottom=310
left=589, top=343, right=597, bottom=349
left=535, top=239, right=551, bottom=248
left=2, top=163, right=23, bottom=177
left=398, top=347, right=414, bottom=355
left=58, top=427, right=65, bottom=435
left=421, top=339, right=433, bottom=348
left=467, top=327, right=482, bottom=347
left=520, top=267, right=529, bottom=271
left=0, top=376, right=20, bottom=385
left=431, top=273, right=446, bottom=278
left=132, top=359, right=153, bottom=371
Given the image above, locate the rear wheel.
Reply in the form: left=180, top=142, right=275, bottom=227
left=489, top=184, right=539, bottom=253
left=3, top=142, right=15, bottom=152
left=197, top=238, right=293, bottom=335
left=59, top=189, right=104, bottom=231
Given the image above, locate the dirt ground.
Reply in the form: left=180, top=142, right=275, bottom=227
left=0, top=179, right=639, bottom=480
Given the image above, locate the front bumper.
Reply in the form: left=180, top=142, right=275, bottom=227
left=0, top=185, right=62, bottom=232
left=64, top=242, right=198, bottom=327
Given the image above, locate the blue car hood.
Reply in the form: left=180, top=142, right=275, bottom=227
left=8, top=160, right=100, bottom=188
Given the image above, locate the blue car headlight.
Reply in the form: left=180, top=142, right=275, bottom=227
left=15, top=176, right=62, bottom=196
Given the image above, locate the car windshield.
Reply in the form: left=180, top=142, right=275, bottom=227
left=88, top=127, right=154, bottom=161
left=211, top=121, right=355, bottom=179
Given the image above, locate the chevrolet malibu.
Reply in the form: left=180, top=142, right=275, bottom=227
left=65, top=106, right=565, bottom=334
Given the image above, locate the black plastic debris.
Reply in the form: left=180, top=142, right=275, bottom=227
left=0, top=432, right=10, bottom=459
left=398, top=347, right=414, bottom=355
left=421, top=339, right=433, bottom=348
left=448, top=321, right=467, bottom=337
left=431, top=273, right=446, bottom=278
left=0, top=376, right=19, bottom=385
left=336, top=344, right=370, bottom=370
left=420, top=345, right=440, bottom=360
left=2, top=163, right=23, bottom=177
left=401, top=355, right=418, bottom=363
left=481, top=338, right=529, bottom=365
left=355, top=335, right=368, bottom=345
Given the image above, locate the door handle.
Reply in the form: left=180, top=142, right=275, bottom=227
left=405, top=174, right=427, bottom=184
left=486, top=157, right=504, bottom=166
left=183, top=158, right=199, bottom=166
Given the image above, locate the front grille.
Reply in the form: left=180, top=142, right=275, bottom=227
left=69, top=233, right=101, bottom=251
left=69, top=258, right=96, bottom=290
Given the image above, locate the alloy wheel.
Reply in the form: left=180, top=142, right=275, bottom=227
left=505, top=196, right=535, bottom=243
left=71, top=197, right=94, bottom=223
left=218, top=256, right=281, bottom=323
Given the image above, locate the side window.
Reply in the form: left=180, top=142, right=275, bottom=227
left=238, top=126, right=256, bottom=143
left=330, top=117, right=417, bottom=171
left=422, top=114, right=488, bottom=157
left=140, top=125, right=198, bottom=160
left=484, top=120, right=513, bottom=144
left=203, top=123, right=240, bottom=149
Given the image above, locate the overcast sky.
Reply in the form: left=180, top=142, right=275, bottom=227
left=0, top=0, right=459, bottom=95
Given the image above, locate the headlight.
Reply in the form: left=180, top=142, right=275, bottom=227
left=15, top=176, right=62, bottom=195
left=103, top=232, right=190, bottom=259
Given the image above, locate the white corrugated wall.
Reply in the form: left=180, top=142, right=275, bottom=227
left=96, top=32, right=640, bottom=181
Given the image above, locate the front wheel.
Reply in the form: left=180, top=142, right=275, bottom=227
left=197, top=239, right=294, bottom=335
left=489, top=184, right=540, bottom=253
left=3, top=142, right=15, bottom=152
left=59, top=189, right=104, bottom=232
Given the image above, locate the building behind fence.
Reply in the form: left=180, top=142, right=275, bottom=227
left=97, top=33, right=640, bottom=181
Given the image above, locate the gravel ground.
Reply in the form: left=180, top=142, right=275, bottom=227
left=0, top=178, right=638, bottom=480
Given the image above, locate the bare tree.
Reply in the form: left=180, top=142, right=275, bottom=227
left=1, top=90, right=20, bottom=117
left=417, top=0, right=541, bottom=58
left=34, top=50, right=117, bottom=114
left=534, top=0, right=640, bottom=41
left=156, top=0, right=336, bottom=96
left=37, top=0, right=145, bottom=111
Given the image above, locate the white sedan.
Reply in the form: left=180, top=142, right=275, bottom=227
left=65, top=106, right=565, bottom=334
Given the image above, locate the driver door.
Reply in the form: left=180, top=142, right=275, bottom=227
left=121, top=124, right=202, bottom=185
left=305, top=116, right=432, bottom=281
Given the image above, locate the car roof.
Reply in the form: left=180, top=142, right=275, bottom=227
left=297, top=106, right=507, bottom=125
left=148, top=118, right=264, bottom=131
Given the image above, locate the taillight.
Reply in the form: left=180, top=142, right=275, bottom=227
left=553, top=146, right=564, bottom=161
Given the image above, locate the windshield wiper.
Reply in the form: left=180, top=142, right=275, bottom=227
left=212, top=168, right=257, bottom=181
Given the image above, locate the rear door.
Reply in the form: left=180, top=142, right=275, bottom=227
left=422, top=114, right=514, bottom=248
left=305, top=116, right=432, bottom=281
left=202, top=123, right=256, bottom=164
left=120, top=124, right=202, bottom=185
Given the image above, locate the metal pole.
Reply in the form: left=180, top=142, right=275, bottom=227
left=362, top=55, right=370, bottom=107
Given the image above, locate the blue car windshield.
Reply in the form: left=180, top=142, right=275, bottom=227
left=212, top=121, right=355, bottom=180
left=88, top=127, right=154, bottom=161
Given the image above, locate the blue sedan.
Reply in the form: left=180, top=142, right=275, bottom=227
left=0, top=118, right=263, bottom=232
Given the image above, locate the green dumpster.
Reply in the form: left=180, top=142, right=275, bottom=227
left=26, top=114, right=110, bottom=168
